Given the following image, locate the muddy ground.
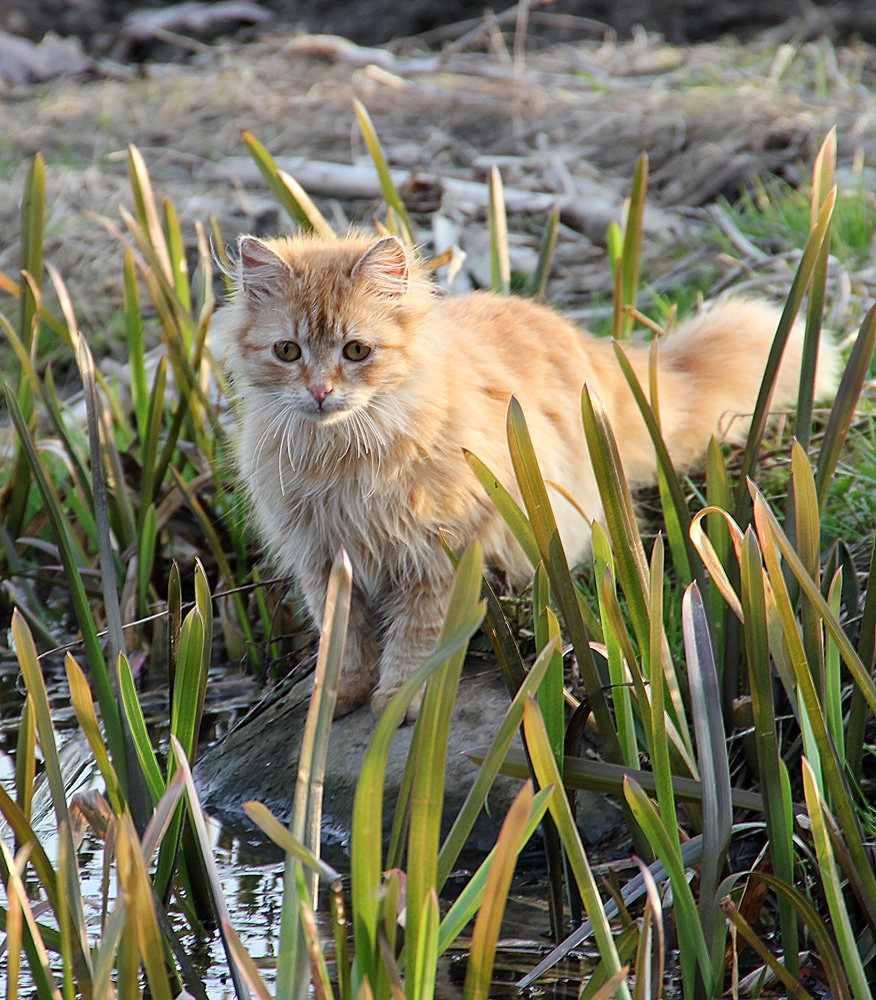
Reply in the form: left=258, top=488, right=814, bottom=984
left=1, top=14, right=876, bottom=365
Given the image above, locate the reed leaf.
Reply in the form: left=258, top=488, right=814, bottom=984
left=406, top=541, right=483, bottom=1000
left=523, top=698, right=630, bottom=1000
left=795, top=130, right=835, bottom=451
left=801, top=758, right=872, bottom=1000
left=6, top=392, right=129, bottom=782
left=623, top=776, right=711, bottom=997
left=278, top=549, right=351, bottom=1000
left=241, top=130, right=323, bottom=234
left=751, top=488, right=876, bottom=918
left=734, top=188, right=835, bottom=516
left=350, top=575, right=485, bottom=991
left=507, top=395, right=621, bottom=760
left=580, top=385, right=650, bottom=651
left=719, top=897, right=813, bottom=1000
left=738, top=527, right=798, bottom=975
left=682, top=583, right=730, bottom=981
left=353, top=100, right=414, bottom=243
left=815, top=303, right=876, bottom=509
left=118, top=652, right=166, bottom=806
left=526, top=204, right=560, bottom=299
left=487, top=165, right=511, bottom=295
left=437, top=785, right=551, bottom=956
left=464, top=450, right=539, bottom=566
left=436, top=636, right=558, bottom=888
left=463, top=783, right=534, bottom=1000
left=172, top=737, right=250, bottom=1000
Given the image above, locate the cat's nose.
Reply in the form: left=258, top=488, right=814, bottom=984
left=308, top=384, right=333, bottom=406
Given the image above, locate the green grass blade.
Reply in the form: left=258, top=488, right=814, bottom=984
left=738, top=527, right=798, bottom=975
left=613, top=341, right=702, bottom=588
left=464, top=450, right=539, bottom=566
left=276, top=170, right=335, bottom=238
left=522, top=699, right=630, bottom=1000
left=436, top=636, right=558, bottom=887
left=123, top=247, right=148, bottom=440
left=801, top=758, right=873, bottom=1000
left=64, top=654, right=125, bottom=814
left=350, top=590, right=486, bottom=991
left=353, top=101, right=414, bottom=243
left=78, top=336, right=126, bottom=655
left=719, top=897, right=813, bottom=1000
left=507, top=395, right=621, bottom=761
left=7, top=155, right=45, bottom=542
left=462, top=783, right=534, bottom=1000
left=163, top=197, right=191, bottom=314
left=170, top=607, right=206, bottom=765
left=814, top=304, right=876, bottom=510
left=474, top=744, right=766, bottom=811
left=487, top=165, right=511, bottom=295
left=5, top=388, right=124, bottom=761
left=592, top=536, right=636, bottom=768
left=580, top=385, right=650, bottom=650
left=411, top=889, right=440, bottom=1000
left=243, top=802, right=342, bottom=884
left=535, top=608, right=564, bottom=773
left=118, top=652, right=166, bottom=805
left=11, top=612, right=70, bottom=830
left=526, top=205, right=560, bottom=299
left=278, top=549, right=352, bottom=1000
left=14, top=696, right=35, bottom=823
left=618, top=152, right=647, bottom=340
left=734, top=188, right=835, bottom=518
left=171, top=737, right=250, bottom=1000
left=751, top=488, right=876, bottom=918
left=623, top=776, right=711, bottom=996
left=437, top=786, right=551, bottom=956
left=241, top=130, right=322, bottom=233
left=127, top=144, right=173, bottom=281
left=682, top=583, right=731, bottom=979
left=406, top=541, right=483, bottom=1000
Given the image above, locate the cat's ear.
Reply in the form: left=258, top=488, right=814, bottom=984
left=238, top=236, right=292, bottom=302
left=352, top=237, right=409, bottom=297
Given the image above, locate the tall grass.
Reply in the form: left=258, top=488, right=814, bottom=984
left=0, top=114, right=874, bottom=1000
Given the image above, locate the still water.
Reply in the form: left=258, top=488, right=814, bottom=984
left=0, top=654, right=591, bottom=998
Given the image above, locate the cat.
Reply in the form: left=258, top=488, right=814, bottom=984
left=211, top=231, right=841, bottom=718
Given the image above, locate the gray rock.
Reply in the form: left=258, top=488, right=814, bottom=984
left=195, top=659, right=624, bottom=859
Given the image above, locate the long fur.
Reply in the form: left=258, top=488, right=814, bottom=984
left=211, top=232, right=841, bottom=717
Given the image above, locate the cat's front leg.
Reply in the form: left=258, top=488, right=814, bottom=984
left=297, top=563, right=379, bottom=717
left=370, top=567, right=455, bottom=722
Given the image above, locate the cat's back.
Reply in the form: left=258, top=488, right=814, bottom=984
left=433, top=291, right=611, bottom=392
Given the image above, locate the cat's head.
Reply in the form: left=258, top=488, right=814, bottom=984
left=216, top=233, right=431, bottom=424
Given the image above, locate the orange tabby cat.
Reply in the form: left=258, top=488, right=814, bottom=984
left=212, top=232, right=840, bottom=718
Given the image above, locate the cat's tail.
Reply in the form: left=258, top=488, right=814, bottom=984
left=614, top=295, right=842, bottom=480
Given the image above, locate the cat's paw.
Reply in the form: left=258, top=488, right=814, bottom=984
left=333, top=687, right=371, bottom=718
left=370, top=682, right=422, bottom=724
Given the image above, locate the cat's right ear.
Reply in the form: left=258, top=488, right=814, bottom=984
left=238, top=237, right=292, bottom=302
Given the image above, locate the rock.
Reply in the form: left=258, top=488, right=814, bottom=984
left=194, top=659, right=624, bottom=858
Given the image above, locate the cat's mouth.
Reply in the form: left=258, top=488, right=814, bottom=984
left=298, top=404, right=350, bottom=425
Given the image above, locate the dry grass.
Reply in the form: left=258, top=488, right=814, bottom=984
left=1, top=26, right=875, bottom=349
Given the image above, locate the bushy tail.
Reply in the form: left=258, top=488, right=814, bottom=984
left=616, top=296, right=842, bottom=479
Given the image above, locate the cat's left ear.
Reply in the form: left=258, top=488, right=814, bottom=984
left=238, top=236, right=292, bottom=302
left=352, top=237, right=409, bottom=298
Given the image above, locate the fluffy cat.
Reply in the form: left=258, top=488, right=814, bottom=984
left=211, top=232, right=840, bottom=718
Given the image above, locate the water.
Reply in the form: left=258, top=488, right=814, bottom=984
left=0, top=654, right=594, bottom=998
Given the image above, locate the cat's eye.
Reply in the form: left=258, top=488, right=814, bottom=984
left=273, top=340, right=301, bottom=362
left=342, top=341, right=371, bottom=362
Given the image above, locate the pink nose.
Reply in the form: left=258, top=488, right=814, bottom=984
left=308, top=384, right=332, bottom=405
